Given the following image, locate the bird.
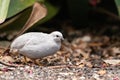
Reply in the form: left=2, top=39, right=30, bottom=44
left=10, top=31, right=64, bottom=65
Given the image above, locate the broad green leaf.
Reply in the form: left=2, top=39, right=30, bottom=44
left=0, top=0, right=10, bottom=24
left=0, top=1, right=60, bottom=32
left=7, top=0, right=44, bottom=18
left=115, top=0, right=120, bottom=16
left=0, top=8, right=31, bottom=30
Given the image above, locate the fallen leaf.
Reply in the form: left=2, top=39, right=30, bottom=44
left=0, top=56, right=15, bottom=63
left=97, top=70, right=106, bottom=75
left=88, top=42, right=103, bottom=47
left=17, top=2, right=47, bottom=36
left=59, top=72, right=74, bottom=76
left=93, top=73, right=101, bottom=80
left=86, top=62, right=93, bottom=68
left=103, top=59, right=120, bottom=65
left=112, top=47, right=120, bottom=54
left=81, top=35, right=91, bottom=42
left=75, top=49, right=89, bottom=59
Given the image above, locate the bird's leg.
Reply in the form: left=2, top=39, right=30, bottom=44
left=33, top=59, right=44, bottom=66
left=22, top=56, right=28, bottom=64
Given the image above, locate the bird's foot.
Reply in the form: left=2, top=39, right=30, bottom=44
left=33, top=59, right=44, bottom=66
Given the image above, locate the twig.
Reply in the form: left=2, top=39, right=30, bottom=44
left=47, top=65, right=81, bottom=69
left=0, top=60, right=23, bottom=67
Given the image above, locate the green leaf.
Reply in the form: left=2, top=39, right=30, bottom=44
left=7, top=0, right=35, bottom=18
left=0, top=0, right=10, bottom=24
left=0, top=1, right=60, bottom=32
left=115, top=0, right=120, bottom=16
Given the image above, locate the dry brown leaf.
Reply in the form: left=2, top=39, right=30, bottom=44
left=75, top=49, right=89, bottom=59
left=112, top=47, right=120, bottom=54
left=76, top=60, right=86, bottom=68
left=78, top=64, right=85, bottom=68
left=0, top=47, right=5, bottom=54
left=88, top=42, right=103, bottom=47
left=80, top=35, right=91, bottom=42
left=0, top=56, right=15, bottom=63
left=103, top=59, right=120, bottom=65
left=17, top=2, right=47, bottom=36
left=86, top=62, right=93, bottom=68
left=97, top=70, right=106, bottom=75
left=58, top=72, right=74, bottom=76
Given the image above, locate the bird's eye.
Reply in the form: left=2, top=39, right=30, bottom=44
left=56, top=35, right=59, bottom=37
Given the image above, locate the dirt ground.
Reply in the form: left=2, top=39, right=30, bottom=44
left=0, top=24, right=120, bottom=80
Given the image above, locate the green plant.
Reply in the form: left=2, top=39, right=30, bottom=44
left=0, top=0, right=61, bottom=33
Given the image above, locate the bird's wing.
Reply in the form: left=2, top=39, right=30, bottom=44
left=23, top=35, right=50, bottom=46
left=10, top=32, right=48, bottom=49
left=11, top=35, right=31, bottom=49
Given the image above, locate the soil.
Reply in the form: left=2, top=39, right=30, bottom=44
left=0, top=24, right=120, bottom=80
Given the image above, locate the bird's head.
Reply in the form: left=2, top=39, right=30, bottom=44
left=50, top=31, right=64, bottom=42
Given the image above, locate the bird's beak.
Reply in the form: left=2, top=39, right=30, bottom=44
left=61, top=37, right=64, bottom=41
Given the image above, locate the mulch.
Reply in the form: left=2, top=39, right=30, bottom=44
left=0, top=24, right=120, bottom=80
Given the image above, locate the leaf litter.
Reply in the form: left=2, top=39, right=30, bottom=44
left=0, top=25, right=120, bottom=79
